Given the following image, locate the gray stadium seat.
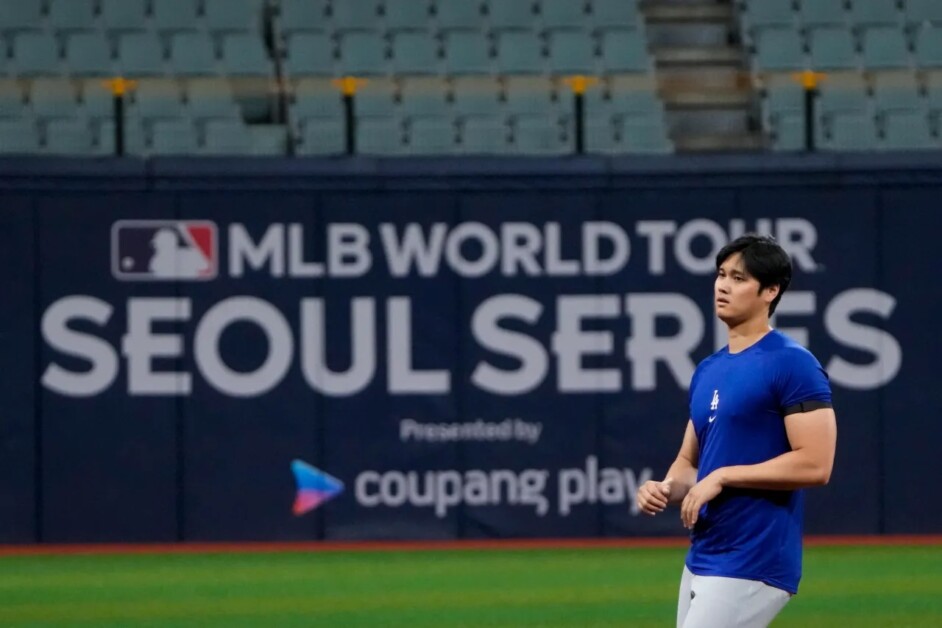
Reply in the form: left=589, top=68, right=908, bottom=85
left=339, top=31, right=387, bottom=75
left=511, top=114, right=572, bottom=155
left=132, top=78, right=187, bottom=119
left=905, top=0, right=942, bottom=27
left=13, top=31, right=61, bottom=76
left=356, top=116, right=403, bottom=154
left=816, top=74, right=869, bottom=114
left=170, top=32, right=218, bottom=77
left=249, top=124, right=288, bottom=155
left=435, top=0, right=486, bottom=32
left=29, top=77, right=78, bottom=119
left=204, top=0, right=260, bottom=35
left=458, top=115, right=509, bottom=153
left=849, top=0, right=902, bottom=28
left=292, top=78, right=344, bottom=120
left=488, top=1, right=535, bottom=32
left=47, top=0, right=97, bottom=33
left=0, top=0, right=42, bottom=35
left=203, top=118, right=254, bottom=154
left=385, top=0, right=431, bottom=32
left=754, top=27, right=804, bottom=70
left=496, top=31, right=544, bottom=74
left=65, top=31, right=114, bottom=76
left=186, top=77, right=242, bottom=120
left=600, top=29, right=650, bottom=72
left=354, top=77, right=397, bottom=117
left=541, top=0, right=589, bottom=32
left=220, top=33, right=272, bottom=77
left=880, top=110, right=934, bottom=149
left=799, top=0, right=846, bottom=28
left=443, top=31, right=491, bottom=74
left=96, top=117, right=147, bottom=155
left=406, top=116, right=457, bottom=154
left=590, top=0, right=641, bottom=31
left=619, top=113, right=672, bottom=153
left=821, top=110, right=877, bottom=150
left=585, top=115, right=617, bottom=153
left=101, top=0, right=149, bottom=34
left=808, top=27, right=859, bottom=70
left=769, top=111, right=806, bottom=151
left=118, top=32, right=167, bottom=77
left=297, top=117, right=346, bottom=155
left=872, top=71, right=924, bottom=112
left=152, top=0, right=200, bottom=34
left=763, top=74, right=805, bottom=119
left=284, top=32, right=334, bottom=76
left=278, top=0, right=329, bottom=35
left=0, top=78, right=26, bottom=116
left=452, top=76, right=502, bottom=116
left=548, top=30, right=595, bottom=75
left=332, top=0, right=382, bottom=32
left=150, top=117, right=199, bottom=155
left=741, top=0, right=795, bottom=36
left=391, top=31, right=439, bottom=74
left=79, top=78, right=115, bottom=120
left=915, top=25, right=942, bottom=68
left=504, top=76, right=557, bottom=116
left=610, top=77, right=663, bottom=115
left=400, top=77, right=450, bottom=116
left=0, top=117, right=40, bottom=153
left=44, top=118, right=94, bottom=155
left=861, top=26, right=910, bottom=69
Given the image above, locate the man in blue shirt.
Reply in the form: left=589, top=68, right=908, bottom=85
left=636, top=234, right=837, bottom=628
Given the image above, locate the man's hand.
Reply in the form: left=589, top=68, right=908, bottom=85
left=636, top=477, right=675, bottom=516
left=680, top=472, right=723, bottom=529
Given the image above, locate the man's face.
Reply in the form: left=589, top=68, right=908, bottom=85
left=714, top=252, right=778, bottom=325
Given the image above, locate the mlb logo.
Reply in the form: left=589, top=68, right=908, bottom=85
left=111, top=220, right=218, bottom=281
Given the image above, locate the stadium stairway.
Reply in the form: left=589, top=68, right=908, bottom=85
left=644, top=0, right=764, bottom=151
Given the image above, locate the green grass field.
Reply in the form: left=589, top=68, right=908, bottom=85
left=0, top=544, right=940, bottom=627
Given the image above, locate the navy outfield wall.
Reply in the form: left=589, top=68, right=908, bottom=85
left=0, top=154, right=940, bottom=543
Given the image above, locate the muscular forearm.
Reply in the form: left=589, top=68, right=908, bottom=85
left=716, top=449, right=832, bottom=491
left=664, top=458, right=699, bottom=503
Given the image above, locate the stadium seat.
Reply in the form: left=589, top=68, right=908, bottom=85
left=880, top=109, right=934, bottom=149
left=65, top=32, right=114, bottom=76
left=754, top=27, right=805, bottom=70
left=443, top=31, right=492, bottom=74
left=118, top=32, right=167, bottom=77
left=872, top=71, right=924, bottom=112
left=816, top=74, right=869, bottom=114
left=47, top=0, right=98, bottom=33
left=590, top=0, right=641, bottom=31
left=547, top=30, right=595, bottom=75
left=585, top=115, right=618, bottom=153
left=619, top=113, right=672, bottom=153
left=339, top=31, right=387, bottom=76
left=354, top=77, right=397, bottom=117
left=284, top=32, right=334, bottom=76
left=132, top=78, right=187, bottom=119
left=292, top=78, right=344, bottom=123
left=763, top=74, right=805, bottom=119
left=152, top=0, right=201, bottom=34
left=904, top=0, right=942, bottom=27
left=504, top=76, right=557, bottom=116
left=600, top=29, right=650, bottom=73
left=821, top=110, right=878, bottom=150
left=13, top=32, right=61, bottom=76
left=915, top=25, right=942, bottom=68
left=769, top=111, right=806, bottom=151
left=452, top=76, right=502, bottom=116
left=400, top=77, right=450, bottom=116
left=487, top=1, right=535, bottom=32
left=391, top=31, right=439, bottom=74
left=44, top=118, right=94, bottom=155
left=610, top=77, right=663, bottom=115
left=861, top=26, right=910, bottom=69
left=435, top=0, right=486, bottom=32
left=96, top=117, right=147, bottom=155
left=808, top=27, right=859, bottom=70
left=79, top=78, right=115, bottom=120
left=406, top=116, right=457, bottom=154
left=332, top=0, right=382, bottom=32
left=740, top=0, right=795, bottom=36
left=541, top=0, right=589, bottom=32
left=204, top=0, right=260, bottom=35
left=385, top=0, right=431, bottom=32
left=101, top=0, right=149, bottom=34
left=0, top=117, right=40, bottom=153
left=297, top=117, right=346, bottom=155
left=278, top=0, right=328, bottom=35
left=249, top=124, right=288, bottom=155
left=150, top=117, right=200, bottom=155
left=798, top=0, right=846, bottom=29
left=203, top=117, right=254, bottom=154
left=458, top=115, right=509, bottom=153
left=356, top=116, right=403, bottom=154
left=0, top=0, right=42, bottom=35
left=510, top=114, right=571, bottom=155
left=220, top=33, right=272, bottom=76
left=0, top=78, right=26, bottom=117
left=496, top=31, right=544, bottom=74
left=849, top=0, right=901, bottom=28
left=170, top=32, right=218, bottom=77
left=29, top=77, right=78, bottom=119
left=186, top=77, right=242, bottom=120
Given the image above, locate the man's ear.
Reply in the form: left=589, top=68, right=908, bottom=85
left=763, top=284, right=780, bottom=305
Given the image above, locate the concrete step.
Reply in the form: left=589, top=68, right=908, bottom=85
left=661, top=88, right=753, bottom=109
left=642, top=4, right=735, bottom=23
left=653, top=46, right=744, bottom=67
left=673, top=133, right=767, bottom=153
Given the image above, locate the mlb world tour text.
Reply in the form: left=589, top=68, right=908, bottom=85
left=41, top=218, right=901, bottom=398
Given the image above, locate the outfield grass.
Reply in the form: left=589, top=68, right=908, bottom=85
left=0, top=544, right=939, bottom=626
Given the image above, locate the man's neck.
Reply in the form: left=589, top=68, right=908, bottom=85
left=726, top=317, right=773, bottom=354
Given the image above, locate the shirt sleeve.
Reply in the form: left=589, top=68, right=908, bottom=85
left=775, top=347, right=832, bottom=412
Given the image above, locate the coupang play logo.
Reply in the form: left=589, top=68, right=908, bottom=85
left=291, top=460, right=344, bottom=516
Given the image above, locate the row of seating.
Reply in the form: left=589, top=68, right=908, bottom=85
left=0, top=0, right=264, bottom=35
left=276, top=0, right=642, bottom=36
left=752, top=24, right=942, bottom=70
left=740, top=0, right=942, bottom=38
left=769, top=107, right=942, bottom=151
left=281, top=29, right=651, bottom=77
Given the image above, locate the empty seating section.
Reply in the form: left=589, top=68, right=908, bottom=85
left=0, top=0, right=672, bottom=155
left=741, top=0, right=942, bottom=151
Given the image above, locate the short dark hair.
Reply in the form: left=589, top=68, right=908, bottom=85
left=715, top=234, right=792, bottom=315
